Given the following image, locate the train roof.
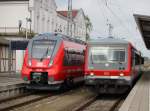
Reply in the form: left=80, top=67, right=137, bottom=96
left=32, top=33, right=86, bottom=45
left=87, top=37, right=130, bottom=45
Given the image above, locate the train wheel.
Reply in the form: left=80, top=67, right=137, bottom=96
left=60, top=77, right=74, bottom=92
left=59, top=81, right=68, bottom=92
left=66, top=77, right=74, bottom=88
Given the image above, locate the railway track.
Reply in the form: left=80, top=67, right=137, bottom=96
left=0, top=86, right=127, bottom=111
left=0, top=86, right=88, bottom=111
left=72, top=94, right=126, bottom=111
left=0, top=92, right=52, bottom=111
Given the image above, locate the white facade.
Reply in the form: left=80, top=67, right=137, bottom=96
left=32, top=0, right=57, bottom=33
left=0, top=1, right=30, bottom=33
left=56, top=9, right=86, bottom=41
left=0, top=0, right=57, bottom=34
left=56, top=14, right=68, bottom=35
left=74, top=9, right=86, bottom=41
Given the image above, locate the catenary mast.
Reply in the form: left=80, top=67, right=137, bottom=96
left=67, top=0, right=73, bottom=37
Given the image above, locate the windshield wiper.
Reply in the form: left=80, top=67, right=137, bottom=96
left=40, top=47, right=49, bottom=61
left=91, top=55, right=94, bottom=64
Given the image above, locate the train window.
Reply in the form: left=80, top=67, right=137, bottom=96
left=132, top=48, right=142, bottom=66
left=90, top=47, right=126, bottom=64
left=31, top=40, right=56, bottom=59
left=135, top=54, right=140, bottom=65
left=63, top=49, right=84, bottom=66
left=110, top=50, right=125, bottom=62
left=63, top=49, right=69, bottom=66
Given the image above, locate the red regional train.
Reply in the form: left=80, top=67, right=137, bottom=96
left=84, top=37, right=144, bottom=93
left=21, top=33, right=86, bottom=90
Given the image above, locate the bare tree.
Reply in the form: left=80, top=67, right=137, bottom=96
left=85, top=15, right=93, bottom=41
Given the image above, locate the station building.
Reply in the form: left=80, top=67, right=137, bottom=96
left=0, top=0, right=87, bottom=73
left=0, top=0, right=86, bottom=40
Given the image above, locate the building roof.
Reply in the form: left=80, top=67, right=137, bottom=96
left=57, top=10, right=79, bottom=18
left=134, top=14, right=150, bottom=49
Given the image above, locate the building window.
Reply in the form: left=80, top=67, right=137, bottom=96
left=51, top=19, right=54, bottom=32
left=40, top=0, right=42, bottom=8
left=64, top=26, right=66, bottom=34
left=47, top=19, right=50, bottom=32
left=59, top=25, right=62, bottom=32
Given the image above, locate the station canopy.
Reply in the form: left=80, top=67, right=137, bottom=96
left=134, top=14, right=150, bottom=49
left=10, top=40, right=29, bottom=50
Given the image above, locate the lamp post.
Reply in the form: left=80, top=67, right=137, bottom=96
left=26, top=17, right=31, bottom=39
left=67, top=0, right=72, bottom=37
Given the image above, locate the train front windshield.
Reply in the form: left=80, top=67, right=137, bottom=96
left=90, top=47, right=126, bottom=64
left=31, top=40, right=56, bottom=59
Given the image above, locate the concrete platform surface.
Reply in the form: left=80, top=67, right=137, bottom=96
left=119, top=72, right=150, bottom=111
left=0, top=75, right=25, bottom=91
left=0, top=75, right=26, bottom=100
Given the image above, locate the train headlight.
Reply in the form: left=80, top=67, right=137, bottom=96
left=49, top=60, right=53, bottom=67
left=90, top=72, right=94, bottom=76
left=120, top=73, right=124, bottom=77
left=28, top=60, right=31, bottom=66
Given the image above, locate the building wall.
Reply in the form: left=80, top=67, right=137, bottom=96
left=0, top=1, right=30, bottom=33
left=0, top=44, right=16, bottom=73
left=56, top=15, right=68, bottom=35
left=57, top=9, right=86, bottom=41
left=33, top=0, right=57, bottom=33
left=5, top=37, right=27, bottom=73
left=74, top=10, right=86, bottom=41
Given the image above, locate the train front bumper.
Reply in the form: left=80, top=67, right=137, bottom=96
left=26, top=80, right=64, bottom=90
left=85, top=75, right=132, bottom=86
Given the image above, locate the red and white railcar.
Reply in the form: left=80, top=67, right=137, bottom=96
left=84, top=37, right=144, bottom=93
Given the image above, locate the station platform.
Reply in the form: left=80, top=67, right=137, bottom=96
left=0, top=73, right=26, bottom=100
left=119, top=71, right=150, bottom=111
left=0, top=76, right=24, bottom=90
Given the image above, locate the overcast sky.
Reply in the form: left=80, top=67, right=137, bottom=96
left=55, top=0, right=150, bottom=57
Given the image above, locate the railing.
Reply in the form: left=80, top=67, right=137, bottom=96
left=0, top=27, right=35, bottom=37
left=0, top=27, right=27, bottom=33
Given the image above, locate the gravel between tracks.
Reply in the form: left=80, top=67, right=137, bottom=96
left=82, top=96, right=122, bottom=111
left=12, top=87, right=95, bottom=111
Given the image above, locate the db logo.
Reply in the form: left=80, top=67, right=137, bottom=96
left=37, top=62, right=43, bottom=66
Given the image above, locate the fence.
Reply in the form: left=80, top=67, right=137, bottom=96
left=0, top=27, right=29, bottom=35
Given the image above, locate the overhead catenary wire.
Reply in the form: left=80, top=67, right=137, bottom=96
left=98, top=0, right=135, bottom=38
left=116, top=0, right=139, bottom=36
left=109, top=0, right=136, bottom=33
left=96, top=0, right=108, bottom=25
left=97, top=0, right=114, bottom=36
